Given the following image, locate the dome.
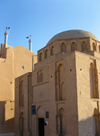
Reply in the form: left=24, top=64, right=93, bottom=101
left=46, top=30, right=99, bottom=45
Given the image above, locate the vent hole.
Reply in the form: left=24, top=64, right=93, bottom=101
left=21, top=66, right=24, bottom=69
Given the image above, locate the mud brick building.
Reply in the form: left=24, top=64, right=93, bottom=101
left=1, top=29, right=100, bottom=136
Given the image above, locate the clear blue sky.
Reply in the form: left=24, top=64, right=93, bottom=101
left=0, top=0, right=100, bottom=54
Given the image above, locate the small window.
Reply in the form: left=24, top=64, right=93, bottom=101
left=51, top=46, right=54, bottom=56
left=71, top=42, right=77, bottom=51
left=93, top=42, right=96, bottom=51
left=32, top=105, right=36, bottom=115
left=82, top=41, right=87, bottom=52
left=46, top=111, right=49, bottom=118
left=61, top=43, right=66, bottom=53
left=37, top=70, right=43, bottom=83
left=45, top=49, right=48, bottom=58
left=39, top=52, right=42, bottom=61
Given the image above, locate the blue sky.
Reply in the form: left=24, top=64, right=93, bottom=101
left=0, top=0, right=100, bottom=54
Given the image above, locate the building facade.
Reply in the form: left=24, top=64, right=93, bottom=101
left=0, top=40, right=37, bottom=135
left=15, top=30, right=100, bottom=136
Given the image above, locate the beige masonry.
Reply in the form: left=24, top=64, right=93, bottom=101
left=1, top=30, right=100, bottom=136
left=15, top=30, right=100, bottom=136
left=0, top=44, right=37, bottom=135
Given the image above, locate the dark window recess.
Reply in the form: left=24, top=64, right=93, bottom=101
left=32, top=105, right=36, bottom=115
left=46, top=111, right=49, bottom=118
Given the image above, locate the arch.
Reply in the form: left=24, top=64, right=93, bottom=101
left=61, top=43, right=66, bottom=53
left=58, top=63, right=64, bottom=70
left=19, top=79, right=23, bottom=85
left=90, top=63, right=95, bottom=98
left=59, top=108, right=66, bottom=135
left=56, top=64, right=65, bottom=101
left=45, top=49, right=48, bottom=58
left=40, top=71, right=43, bottom=82
left=90, top=62, right=94, bottom=69
left=81, top=41, right=87, bottom=52
left=93, top=42, right=96, bottom=51
left=59, top=107, right=65, bottom=115
left=37, top=71, right=43, bottom=83
left=39, top=52, right=42, bottom=61
left=90, top=62, right=99, bottom=98
left=37, top=106, right=45, bottom=118
left=94, top=108, right=99, bottom=134
left=58, top=64, right=64, bottom=83
left=51, top=46, right=54, bottom=55
left=71, top=42, right=77, bottom=51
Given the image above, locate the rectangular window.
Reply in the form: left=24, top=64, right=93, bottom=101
left=32, top=105, right=36, bottom=115
left=46, top=111, right=49, bottom=118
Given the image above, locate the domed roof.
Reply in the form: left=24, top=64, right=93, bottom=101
left=46, top=30, right=99, bottom=45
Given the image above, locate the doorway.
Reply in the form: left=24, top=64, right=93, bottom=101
left=38, top=118, right=44, bottom=136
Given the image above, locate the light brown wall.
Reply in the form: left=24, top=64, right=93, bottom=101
left=75, top=51, right=100, bottom=136
left=31, top=52, right=78, bottom=136
left=0, top=45, right=37, bottom=134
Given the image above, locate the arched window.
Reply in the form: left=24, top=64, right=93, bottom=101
left=71, top=42, right=77, bottom=51
left=82, top=41, right=87, bottom=52
left=61, top=43, right=66, bottom=53
left=56, top=64, right=65, bottom=101
left=45, top=49, right=48, bottom=58
left=90, top=62, right=99, bottom=98
left=51, top=46, right=54, bottom=56
left=39, top=52, right=42, bottom=61
left=93, top=42, right=96, bottom=51
left=40, top=71, right=43, bottom=82
left=37, top=70, right=43, bottom=83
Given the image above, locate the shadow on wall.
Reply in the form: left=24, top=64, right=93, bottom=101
left=0, top=44, right=7, bottom=59
left=78, top=115, right=100, bottom=136
left=0, top=101, right=14, bottom=133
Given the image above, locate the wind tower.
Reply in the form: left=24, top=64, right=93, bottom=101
left=26, top=35, right=32, bottom=51
left=4, top=27, right=10, bottom=48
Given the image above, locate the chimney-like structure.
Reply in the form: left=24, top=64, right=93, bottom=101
left=4, top=27, right=10, bottom=48
left=29, top=36, right=32, bottom=51
left=26, top=35, right=32, bottom=51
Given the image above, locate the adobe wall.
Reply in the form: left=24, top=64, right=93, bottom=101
left=0, top=44, right=37, bottom=134
left=31, top=52, right=78, bottom=136
left=76, top=51, right=100, bottom=136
